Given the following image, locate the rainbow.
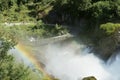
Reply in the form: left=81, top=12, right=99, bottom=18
left=15, top=43, right=52, bottom=79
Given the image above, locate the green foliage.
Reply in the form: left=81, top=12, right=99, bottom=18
left=90, top=1, right=111, bottom=19
left=32, top=21, right=68, bottom=38
left=100, top=22, right=120, bottom=34
left=69, top=0, right=92, bottom=11
left=0, top=59, right=30, bottom=80
left=0, top=0, right=11, bottom=11
left=4, top=20, right=68, bottom=42
left=0, top=27, right=17, bottom=48
left=0, top=0, right=120, bottom=23
left=86, top=0, right=120, bottom=21
left=55, top=0, right=92, bottom=11
left=116, top=4, right=120, bottom=17
left=0, top=54, right=41, bottom=80
left=0, top=26, right=42, bottom=80
left=0, top=0, right=36, bottom=22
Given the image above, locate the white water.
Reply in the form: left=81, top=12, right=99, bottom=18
left=42, top=40, right=120, bottom=80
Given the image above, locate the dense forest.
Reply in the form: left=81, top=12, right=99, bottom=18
left=0, top=0, right=120, bottom=80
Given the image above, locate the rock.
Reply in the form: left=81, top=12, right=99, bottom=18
left=82, top=76, right=97, bottom=80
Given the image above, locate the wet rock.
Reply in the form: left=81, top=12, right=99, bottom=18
left=82, top=76, right=97, bottom=80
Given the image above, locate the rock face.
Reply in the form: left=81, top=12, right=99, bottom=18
left=93, top=29, right=120, bottom=61
left=82, top=76, right=97, bottom=80
left=97, top=36, right=117, bottom=60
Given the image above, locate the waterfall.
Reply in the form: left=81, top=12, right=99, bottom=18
left=42, top=40, right=120, bottom=80
left=10, top=37, right=120, bottom=80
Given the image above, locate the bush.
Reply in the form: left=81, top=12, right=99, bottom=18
left=100, top=22, right=120, bottom=34
left=0, top=26, right=41, bottom=80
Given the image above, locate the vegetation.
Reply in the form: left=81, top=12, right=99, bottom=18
left=0, top=0, right=55, bottom=22
left=0, top=0, right=120, bottom=79
left=100, top=22, right=120, bottom=34
left=6, top=20, right=68, bottom=42
left=0, top=0, right=120, bottom=25
left=0, top=27, right=41, bottom=80
left=49, top=0, right=120, bottom=22
left=0, top=21, right=67, bottom=80
left=32, top=20, right=68, bottom=38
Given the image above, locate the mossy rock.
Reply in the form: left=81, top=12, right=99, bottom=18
left=82, top=76, right=97, bottom=80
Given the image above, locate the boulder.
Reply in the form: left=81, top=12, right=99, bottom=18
left=82, top=76, right=97, bottom=80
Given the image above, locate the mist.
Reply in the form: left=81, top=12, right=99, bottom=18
left=10, top=37, right=120, bottom=80
left=41, top=40, right=120, bottom=80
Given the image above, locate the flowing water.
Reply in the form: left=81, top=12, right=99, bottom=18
left=10, top=37, right=120, bottom=80
left=41, top=40, right=120, bottom=80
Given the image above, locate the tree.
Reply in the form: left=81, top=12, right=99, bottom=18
left=68, top=0, right=92, bottom=11
left=0, top=27, right=40, bottom=80
left=0, top=0, right=16, bottom=11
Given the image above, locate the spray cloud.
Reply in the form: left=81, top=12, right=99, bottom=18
left=41, top=40, right=120, bottom=80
